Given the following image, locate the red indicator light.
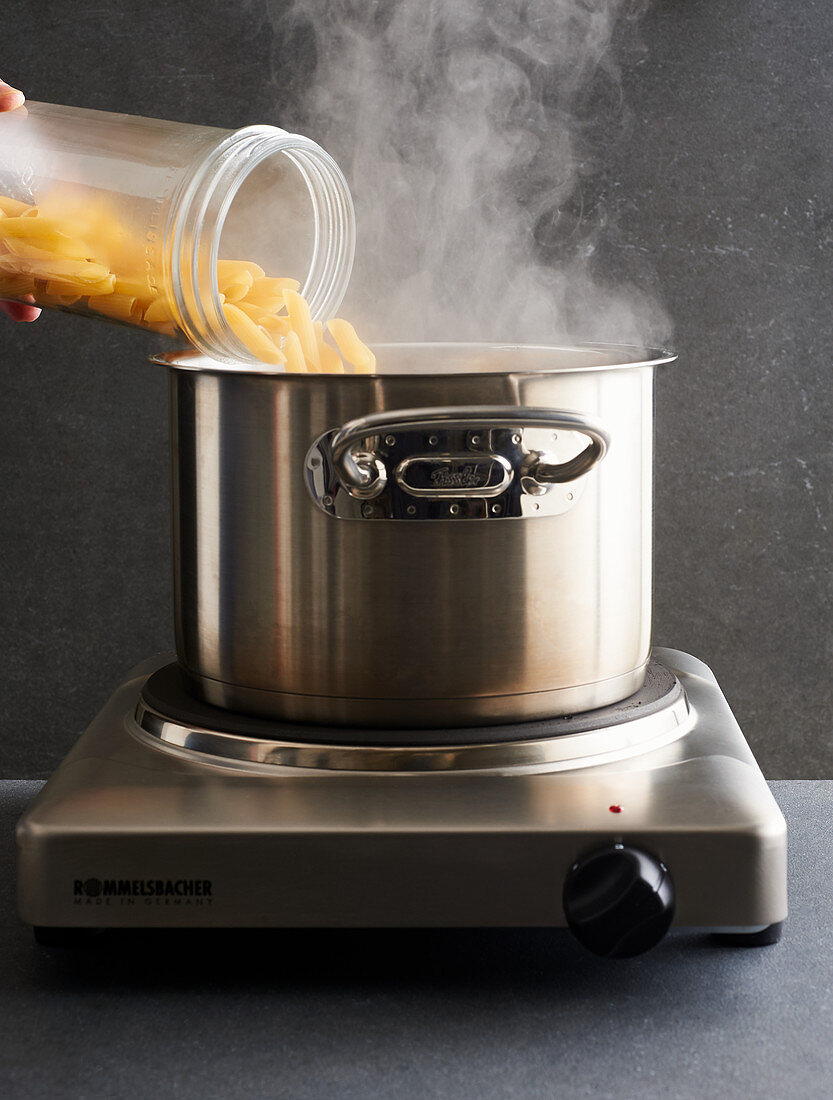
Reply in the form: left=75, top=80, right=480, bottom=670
left=609, top=804, right=622, bottom=814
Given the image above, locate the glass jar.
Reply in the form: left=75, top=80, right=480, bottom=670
left=0, top=101, right=355, bottom=365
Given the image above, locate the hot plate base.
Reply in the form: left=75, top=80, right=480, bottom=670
left=16, top=648, right=787, bottom=935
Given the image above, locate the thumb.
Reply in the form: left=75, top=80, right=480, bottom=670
left=0, top=82, right=25, bottom=112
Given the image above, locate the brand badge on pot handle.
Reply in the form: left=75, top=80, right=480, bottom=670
left=304, top=406, right=610, bottom=521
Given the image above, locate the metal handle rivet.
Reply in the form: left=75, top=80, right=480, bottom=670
left=385, top=434, right=396, bottom=446
left=491, top=504, right=502, bottom=515
left=322, top=495, right=333, bottom=507
left=512, top=433, right=521, bottom=444
left=449, top=503, right=460, bottom=516
left=361, top=503, right=374, bottom=518
left=428, top=434, right=439, bottom=446
left=471, top=434, right=481, bottom=445
left=567, top=492, right=574, bottom=501
left=406, top=505, right=416, bottom=516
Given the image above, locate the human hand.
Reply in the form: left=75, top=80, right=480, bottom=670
left=0, top=80, right=41, bottom=322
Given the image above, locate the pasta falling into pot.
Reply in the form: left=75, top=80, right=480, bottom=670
left=0, top=192, right=374, bottom=374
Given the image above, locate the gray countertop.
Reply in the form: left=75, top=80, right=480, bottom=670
left=2, top=780, right=832, bottom=1099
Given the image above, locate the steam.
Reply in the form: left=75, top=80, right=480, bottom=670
left=268, top=0, right=669, bottom=347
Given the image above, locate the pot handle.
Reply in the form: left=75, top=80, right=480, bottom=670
left=331, top=405, right=610, bottom=493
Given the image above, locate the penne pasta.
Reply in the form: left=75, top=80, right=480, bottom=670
left=0, top=254, right=110, bottom=286
left=43, top=281, right=83, bottom=303
left=38, top=289, right=84, bottom=307
left=217, top=260, right=266, bottom=282
left=114, top=275, right=155, bottom=299
left=312, top=320, right=342, bottom=372
left=326, top=318, right=376, bottom=373
left=2, top=237, right=93, bottom=263
left=218, top=260, right=265, bottom=303
left=258, top=313, right=291, bottom=337
left=243, top=276, right=299, bottom=312
left=0, top=274, right=37, bottom=299
left=248, top=276, right=299, bottom=296
left=318, top=339, right=345, bottom=373
left=0, top=222, right=94, bottom=260
left=282, top=330, right=307, bottom=373
left=90, top=294, right=144, bottom=322
left=143, top=297, right=176, bottom=325
left=284, top=289, right=321, bottom=369
left=0, top=215, right=76, bottom=238
left=44, top=275, right=116, bottom=297
left=0, top=195, right=34, bottom=217
left=220, top=276, right=253, bottom=302
left=223, top=302, right=285, bottom=365
left=233, top=300, right=274, bottom=325
left=242, top=291, right=286, bottom=313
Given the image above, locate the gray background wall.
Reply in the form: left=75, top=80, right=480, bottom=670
left=1, top=0, right=831, bottom=778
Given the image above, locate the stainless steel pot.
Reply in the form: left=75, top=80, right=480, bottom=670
left=156, top=343, right=675, bottom=727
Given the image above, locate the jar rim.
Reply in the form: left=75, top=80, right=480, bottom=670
left=168, top=124, right=355, bottom=366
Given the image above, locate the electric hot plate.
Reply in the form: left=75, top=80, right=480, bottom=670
left=16, top=647, right=787, bottom=957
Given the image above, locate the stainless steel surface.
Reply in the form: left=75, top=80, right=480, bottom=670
left=16, top=649, right=788, bottom=931
left=327, top=405, right=609, bottom=503
left=161, top=343, right=673, bottom=726
left=132, top=664, right=692, bottom=774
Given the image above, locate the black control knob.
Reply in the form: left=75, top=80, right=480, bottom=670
left=562, top=845, right=675, bottom=958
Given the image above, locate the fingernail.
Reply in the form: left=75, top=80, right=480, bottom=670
left=0, top=83, right=25, bottom=110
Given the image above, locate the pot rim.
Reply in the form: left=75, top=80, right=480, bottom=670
left=151, top=341, right=677, bottom=378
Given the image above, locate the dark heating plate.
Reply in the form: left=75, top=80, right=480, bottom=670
left=132, top=659, right=692, bottom=773
left=140, top=659, right=679, bottom=747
